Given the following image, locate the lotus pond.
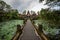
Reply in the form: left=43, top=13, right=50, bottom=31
left=34, top=20, right=60, bottom=37
left=0, top=20, right=24, bottom=40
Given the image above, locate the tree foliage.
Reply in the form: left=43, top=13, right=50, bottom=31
left=0, top=1, right=11, bottom=12
left=39, top=0, right=60, bottom=7
left=39, top=0, right=60, bottom=3
left=0, top=1, right=20, bottom=22
left=37, top=8, right=60, bottom=40
left=38, top=8, right=60, bottom=26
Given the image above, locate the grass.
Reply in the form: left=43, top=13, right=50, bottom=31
left=0, top=20, right=24, bottom=40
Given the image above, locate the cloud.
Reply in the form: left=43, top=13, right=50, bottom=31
left=28, top=0, right=49, bottom=13
left=51, top=6, right=60, bottom=10
left=27, top=1, right=38, bottom=9
left=2, top=0, right=49, bottom=13
left=3, top=0, right=38, bottom=12
left=29, top=3, right=49, bottom=13
left=2, top=0, right=13, bottom=6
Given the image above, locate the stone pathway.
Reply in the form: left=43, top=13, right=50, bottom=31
left=18, top=19, right=41, bottom=40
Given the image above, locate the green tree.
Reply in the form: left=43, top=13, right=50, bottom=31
left=0, top=1, right=20, bottom=22
left=38, top=8, right=60, bottom=25
left=23, top=10, right=26, bottom=15
left=39, top=0, right=60, bottom=7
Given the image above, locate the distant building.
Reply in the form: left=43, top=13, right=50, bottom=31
left=18, top=10, right=39, bottom=20
left=27, top=11, right=30, bottom=17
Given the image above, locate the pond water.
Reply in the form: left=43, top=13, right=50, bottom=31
left=34, top=20, right=60, bottom=35
left=0, top=20, right=24, bottom=40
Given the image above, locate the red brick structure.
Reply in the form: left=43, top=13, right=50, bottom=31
left=18, top=11, right=39, bottom=20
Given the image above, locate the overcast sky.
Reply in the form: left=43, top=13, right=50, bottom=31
left=3, top=0, right=49, bottom=13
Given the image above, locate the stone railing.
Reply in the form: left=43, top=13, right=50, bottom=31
left=11, top=24, right=24, bottom=40
left=31, top=21, right=50, bottom=40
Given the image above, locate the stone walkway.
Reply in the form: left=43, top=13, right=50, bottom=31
left=18, top=19, right=41, bottom=40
